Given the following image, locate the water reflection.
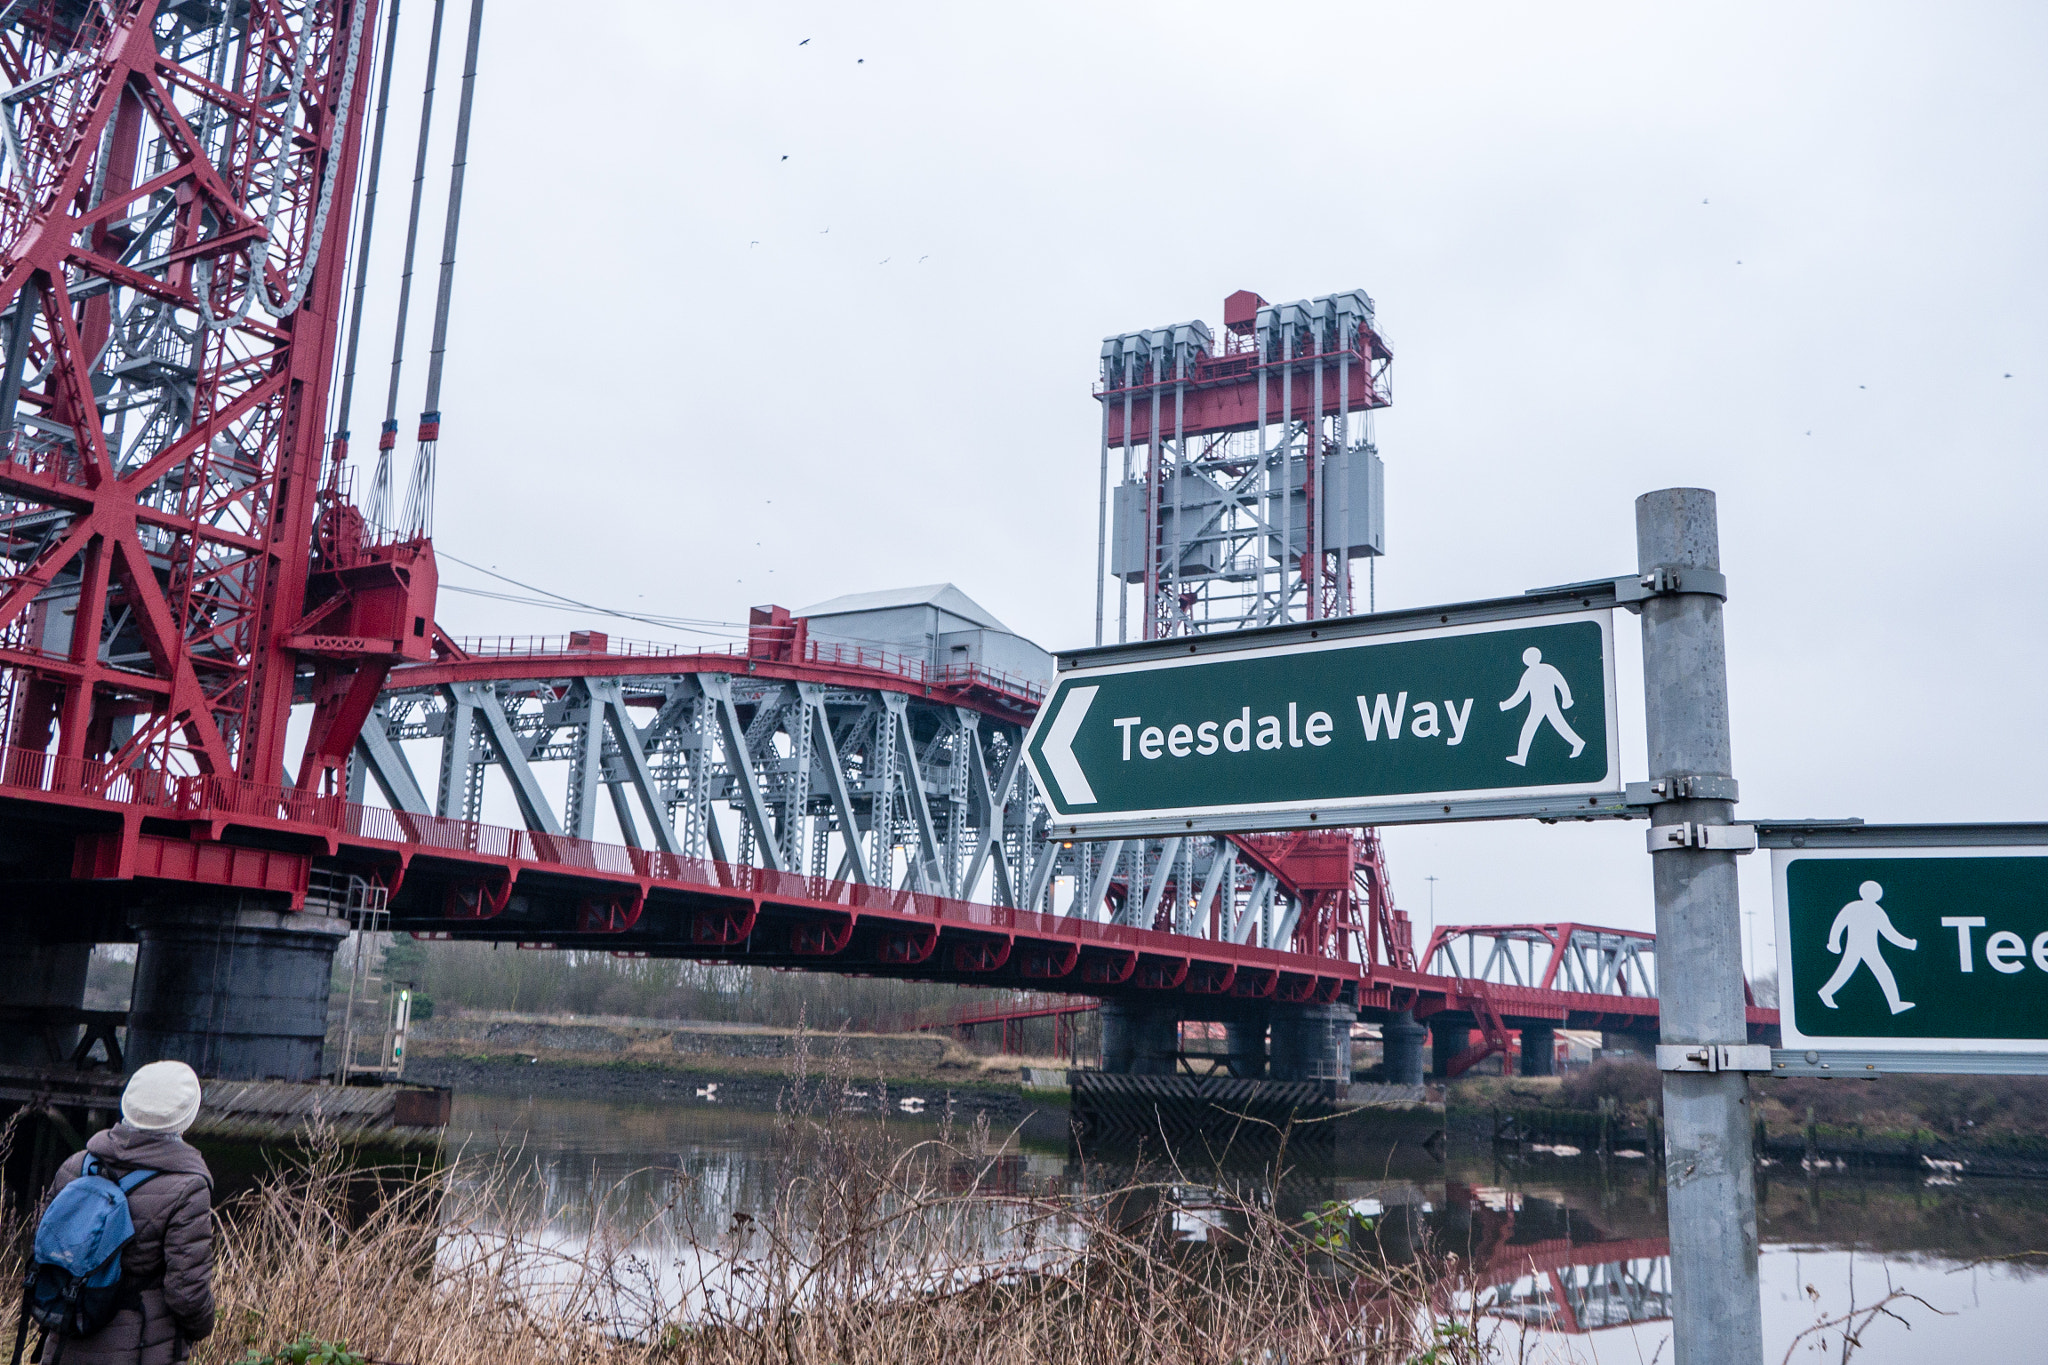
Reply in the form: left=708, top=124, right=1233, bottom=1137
left=445, top=1092, right=2045, bottom=1360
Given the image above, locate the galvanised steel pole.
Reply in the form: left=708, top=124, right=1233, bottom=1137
left=1636, top=487, right=1763, bottom=1365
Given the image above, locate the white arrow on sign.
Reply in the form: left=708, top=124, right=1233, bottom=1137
left=1041, top=684, right=1098, bottom=806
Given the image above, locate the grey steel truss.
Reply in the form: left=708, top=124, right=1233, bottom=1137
left=358, top=657, right=1314, bottom=950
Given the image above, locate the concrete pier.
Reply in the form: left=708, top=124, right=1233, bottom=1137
left=0, top=942, right=91, bottom=1067
left=1222, top=1018, right=1268, bottom=1078
left=1382, top=1009, right=1427, bottom=1086
left=1518, top=1023, right=1557, bottom=1076
left=1269, top=1002, right=1353, bottom=1082
left=1099, top=999, right=1179, bottom=1075
left=127, top=905, right=348, bottom=1081
left=1431, top=1022, right=1473, bottom=1077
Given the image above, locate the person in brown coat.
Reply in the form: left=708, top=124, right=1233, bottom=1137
left=39, top=1062, right=216, bottom=1365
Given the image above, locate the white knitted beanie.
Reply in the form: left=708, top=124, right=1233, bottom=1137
left=122, top=1061, right=203, bottom=1134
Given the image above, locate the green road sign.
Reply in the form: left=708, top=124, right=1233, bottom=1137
left=1022, top=610, right=1621, bottom=836
left=1774, top=847, right=2048, bottom=1052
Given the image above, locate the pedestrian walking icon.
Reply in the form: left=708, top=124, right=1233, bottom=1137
left=1500, top=647, right=1586, bottom=767
left=1818, top=881, right=1917, bottom=1014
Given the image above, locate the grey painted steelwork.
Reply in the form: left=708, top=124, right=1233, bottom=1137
left=367, top=667, right=1053, bottom=895
left=1635, top=488, right=1763, bottom=1365
left=1096, top=292, right=1389, bottom=641
left=1425, top=926, right=1658, bottom=998
left=1753, top=821, right=2048, bottom=849
left=126, top=906, right=349, bottom=1082
left=357, top=641, right=1335, bottom=943
left=1770, top=1049, right=2048, bottom=1077
left=1062, top=579, right=1629, bottom=671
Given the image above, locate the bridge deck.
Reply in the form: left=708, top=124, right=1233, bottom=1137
left=0, top=743, right=1775, bottom=1030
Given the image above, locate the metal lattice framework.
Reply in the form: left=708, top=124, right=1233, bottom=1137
left=364, top=635, right=1056, bottom=907
left=1421, top=923, right=1659, bottom=999
left=1096, top=289, right=1391, bottom=642
left=354, top=617, right=1415, bottom=968
left=1077, top=289, right=1407, bottom=982
left=0, top=0, right=430, bottom=794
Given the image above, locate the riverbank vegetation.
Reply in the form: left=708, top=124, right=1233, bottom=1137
left=6, top=1094, right=1496, bottom=1365
left=1452, top=1057, right=2048, bottom=1153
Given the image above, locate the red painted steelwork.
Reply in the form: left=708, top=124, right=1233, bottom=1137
left=1101, top=335, right=1393, bottom=446
left=397, top=630, right=1046, bottom=725
left=0, top=0, right=432, bottom=796
left=0, top=737, right=1783, bottom=1032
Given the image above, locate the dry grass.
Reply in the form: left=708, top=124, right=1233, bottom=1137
left=170, top=1106, right=1494, bottom=1365
left=4, top=1043, right=1503, bottom=1365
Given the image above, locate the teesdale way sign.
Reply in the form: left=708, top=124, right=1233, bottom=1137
left=1022, top=610, right=1622, bottom=837
left=1775, top=846, right=2048, bottom=1053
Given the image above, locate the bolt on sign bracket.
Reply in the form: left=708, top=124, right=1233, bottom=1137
left=1612, top=567, right=1729, bottom=610
left=1648, top=822, right=1758, bottom=853
left=1657, top=1044, right=1773, bottom=1073
left=1626, top=774, right=1740, bottom=806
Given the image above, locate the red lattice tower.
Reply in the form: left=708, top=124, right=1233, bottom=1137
left=0, top=0, right=430, bottom=794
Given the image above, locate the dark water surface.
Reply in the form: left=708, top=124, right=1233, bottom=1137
left=447, top=1090, right=2048, bottom=1361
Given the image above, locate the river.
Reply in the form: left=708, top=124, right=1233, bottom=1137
left=443, top=1089, right=2047, bottom=1361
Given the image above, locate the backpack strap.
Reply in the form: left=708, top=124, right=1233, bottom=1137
left=114, top=1168, right=157, bottom=1194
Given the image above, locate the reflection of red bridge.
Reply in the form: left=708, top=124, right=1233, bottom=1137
left=1442, top=1181, right=1672, bottom=1334
left=1468, top=1236, right=1673, bottom=1335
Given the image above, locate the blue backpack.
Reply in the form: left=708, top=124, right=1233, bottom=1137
left=24, top=1156, right=158, bottom=1340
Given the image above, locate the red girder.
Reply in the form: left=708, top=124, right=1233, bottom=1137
left=1101, top=343, right=1392, bottom=446
left=387, top=636, right=1044, bottom=727
left=0, top=0, right=432, bottom=792
left=0, top=732, right=1783, bottom=1036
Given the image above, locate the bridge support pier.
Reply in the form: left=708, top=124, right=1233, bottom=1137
left=1518, top=1024, right=1556, bottom=1077
left=1430, top=1022, right=1472, bottom=1078
left=1381, top=1009, right=1426, bottom=1087
left=1222, top=1018, right=1267, bottom=1078
left=1270, top=1002, right=1353, bottom=1082
left=1099, top=1000, right=1179, bottom=1075
left=0, top=942, right=91, bottom=1067
left=127, top=905, right=348, bottom=1082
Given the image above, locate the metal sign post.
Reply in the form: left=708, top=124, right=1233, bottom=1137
left=1757, top=821, right=2048, bottom=1077
left=1634, top=489, right=1765, bottom=1365
left=1024, top=592, right=1627, bottom=839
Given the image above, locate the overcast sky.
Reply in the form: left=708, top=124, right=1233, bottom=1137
left=341, top=2, right=2047, bottom=968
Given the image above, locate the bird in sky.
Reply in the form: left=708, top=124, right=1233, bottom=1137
left=799, top=38, right=809, bottom=45
left=781, top=155, right=788, bottom=161
left=750, top=240, right=760, bottom=247
left=2005, top=373, right=2013, bottom=378
left=918, top=255, right=929, bottom=263
left=1859, top=385, right=1866, bottom=389
left=1702, top=198, right=1708, bottom=204
left=879, top=258, right=889, bottom=265
left=857, top=58, right=864, bottom=64
left=820, top=227, right=830, bottom=234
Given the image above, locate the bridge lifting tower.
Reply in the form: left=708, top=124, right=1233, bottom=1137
left=1097, top=288, right=1391, bottom=643
left=0, top=0, right=437, bottom=1079
left=1086, top=290, right=1416, bottom=1082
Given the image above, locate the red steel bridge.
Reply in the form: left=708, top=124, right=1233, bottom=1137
left=0, top=0, right=1772, bottom=1083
